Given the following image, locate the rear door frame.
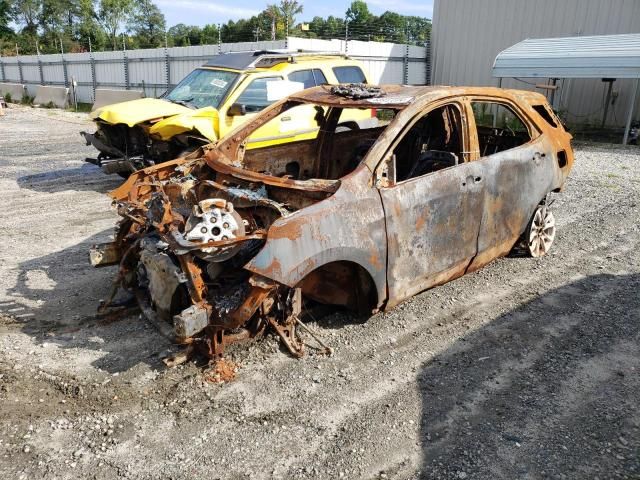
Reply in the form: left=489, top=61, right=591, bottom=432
left=464, top=95, right=558, bottom=270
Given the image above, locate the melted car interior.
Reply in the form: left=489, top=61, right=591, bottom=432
left=471, top=102, right=532, bottom=156
left=235, top=99, right=537, bottom=186
left=239, top=104, right=391, bottom=181
left=393, top=104, right=464, bottom=182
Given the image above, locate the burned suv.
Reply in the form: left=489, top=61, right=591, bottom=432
left=91, top=84, right=573, bottom=361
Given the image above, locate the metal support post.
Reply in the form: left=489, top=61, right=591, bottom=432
left=0, top=58, right=5, bottom=82
left=285, top=18, right=289, bottom=49
left=345, top=21, right=349, bottom=55
left=164, top=47, right=171, bottom=90
left=549, top=78, right=558, bottom=107
left=403, top=43, right=409, bottom=85
left=90, top=54, right=97, bottom=100
left=601, top=79, right=615, bottom=128
left=61, top=56, right=69, bottom=87
left=123, top=52, right=130, bottom=90
left=38, top=55, right=44, bottom=85
left=16, top=45, right=24, bottom=84
left=623, top=78, right=639, bottom=145
left=424, top=38, right=431, bottom=86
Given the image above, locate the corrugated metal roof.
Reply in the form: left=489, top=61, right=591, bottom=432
left=493, top=33, right=640, bottom=78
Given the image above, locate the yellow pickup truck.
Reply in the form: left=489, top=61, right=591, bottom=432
left=81, top=51, right=377, bottom=176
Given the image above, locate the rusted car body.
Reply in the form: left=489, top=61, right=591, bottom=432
left=91, top=84, right=573, bottom=360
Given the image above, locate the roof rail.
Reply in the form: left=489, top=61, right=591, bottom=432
left=203, top=50, right=350, bottom=71
left=247, top=51, right=350, bottom=69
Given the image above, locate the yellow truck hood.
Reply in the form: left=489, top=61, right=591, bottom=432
left=91, top=98, right=191, bottom=127
left=149, top=107, right=220, bottom=142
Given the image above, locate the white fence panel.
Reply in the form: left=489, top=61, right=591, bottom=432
left=0, top=36, right=430, bottom=105
left=287, top=37, right=344, bottom=52
left=408, top=62, right=428, bottom=85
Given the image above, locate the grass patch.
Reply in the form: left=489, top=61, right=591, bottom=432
left=70, top=102, right=93, bottom=113
left=602, top=182, right=621, bottom=191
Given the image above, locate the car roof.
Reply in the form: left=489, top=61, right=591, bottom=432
left=288, top=85, right=549, bottom=109
left=203, top=50, right=355, bottom=72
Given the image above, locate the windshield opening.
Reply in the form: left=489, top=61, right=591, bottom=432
left=220, top=101, right=397, bottom=181
left=165, top=69, right=239, bottom=109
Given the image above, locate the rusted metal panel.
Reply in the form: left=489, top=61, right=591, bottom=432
left=244, top=164, right=388, bottom=308
left=379, top=160, right=485, bottom=306
left=89, top=242, right=122, bottom=267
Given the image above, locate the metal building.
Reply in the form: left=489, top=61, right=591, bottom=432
left=431, top=0, right=640, bottom=127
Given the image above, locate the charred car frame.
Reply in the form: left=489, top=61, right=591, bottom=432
left=91, top=84, right=574, bottom=361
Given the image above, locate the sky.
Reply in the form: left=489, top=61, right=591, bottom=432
left=156, top=0, right=434, bottom=28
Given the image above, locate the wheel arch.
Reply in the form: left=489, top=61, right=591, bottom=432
left=296, top=260, right=379, bottom=315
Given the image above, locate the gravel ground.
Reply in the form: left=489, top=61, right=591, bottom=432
left=0, top=104, right=639, bottom=480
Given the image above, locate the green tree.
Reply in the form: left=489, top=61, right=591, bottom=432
left=278, top=0, right=302, bottom=32
left=37, top=0, right=79, bottom=52
left=76, top=0, right=107, bottom=51
left=128, top=0, right=165, bottom=48
left=97, top=0, right=133, bottom=50
left=375, top=11, right=405, bottom=43
left=405, top=15, right=431, bottom=44
left=12, top=0, right=42, bottom=36
left=0, top=0, right=14, bottom=38
left=200, top=24, right=219, bottom=45
left=345, top=0, right=373, bottom=40
left=167, top=23, right=202, bottom=46
left=264, top=4, right=279, bottom=40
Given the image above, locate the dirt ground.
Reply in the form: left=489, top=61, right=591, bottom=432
left=0, top=104, right=639, bottom=480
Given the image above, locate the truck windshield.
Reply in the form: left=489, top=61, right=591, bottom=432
left=165, top=69, right=239, bottom=109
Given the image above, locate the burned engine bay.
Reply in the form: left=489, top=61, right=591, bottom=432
left=88, top=90, right=397, bottom=364
left=90, top=144, right=345, bottom=361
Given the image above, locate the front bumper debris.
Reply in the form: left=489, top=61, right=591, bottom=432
left=81, top=131, right=136, bottom=174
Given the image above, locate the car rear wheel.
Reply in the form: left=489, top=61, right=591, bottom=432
left=526, top=204, right=556, bottom=257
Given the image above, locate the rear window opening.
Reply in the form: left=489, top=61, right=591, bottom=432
left=533, top=104, right=559, bottom=128
left=471, top=102, right=533, bottom=156
left=333, top=66, right=367, bottom=84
